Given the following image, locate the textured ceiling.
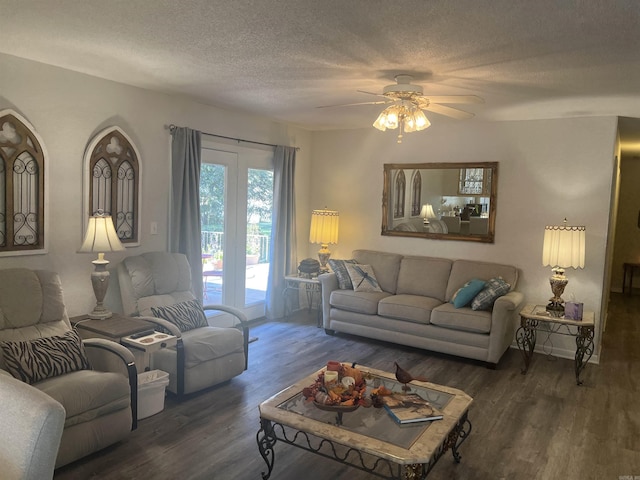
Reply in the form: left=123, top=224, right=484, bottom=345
left=1, top=0, right=640, bottom=144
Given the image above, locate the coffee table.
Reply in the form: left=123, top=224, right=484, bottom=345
left=256, top=365, right=473, bottom=479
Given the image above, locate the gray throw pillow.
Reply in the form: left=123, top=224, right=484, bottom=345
left=471, top=277, right=511, bottom=311
left=327, top=259, right=357, bottom=289
left=1, top=329, right=92, bottom=385
left=346, top=264, right=383, bottom=293
left=151, top=299, right=209, bottom=332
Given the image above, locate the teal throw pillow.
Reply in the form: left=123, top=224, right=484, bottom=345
left=471, top=277, right=511, bottom=311
left=451, top=279, right=486, bottom=308
left=328, top=259, right=357, bottom=289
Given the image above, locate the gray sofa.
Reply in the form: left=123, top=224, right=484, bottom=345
left=319, top=250, right=525, bottom=366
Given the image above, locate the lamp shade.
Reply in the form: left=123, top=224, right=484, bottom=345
left=309, top=209, right=339, bottom=245
left=542, top=221, right=585, bottom=269
left=79, top=214, right=125, bottom=253
left=420, top=204, right=436, bottom=219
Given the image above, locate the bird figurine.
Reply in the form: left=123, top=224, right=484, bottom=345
left=394, top=362, right=428, bottom=391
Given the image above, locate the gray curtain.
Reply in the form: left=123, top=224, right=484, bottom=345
left=170, top=127, right=204, bottom=303
left=265, top=145, right=297, bottom=319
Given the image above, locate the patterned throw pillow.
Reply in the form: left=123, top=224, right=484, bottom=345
left=471, top=277, right=511, bottom=311
left=327, top=259, right=357, bottom=290
left=346, top=264, right=383, bottom=293
left=1, top=329, right=91, bottom=385
left=151, top=299, right=209, bottom=333
left=451, top=279, right=486, bottom=308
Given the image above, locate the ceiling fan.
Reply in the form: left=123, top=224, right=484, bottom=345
left=319, top=74, right=484, bottom=142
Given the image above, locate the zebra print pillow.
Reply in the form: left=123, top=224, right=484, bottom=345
left=151, top=299, right=208, bottom=333
left=1, top=329, right=92, bottom=385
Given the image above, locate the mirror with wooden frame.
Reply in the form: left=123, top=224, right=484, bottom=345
left=382, top=162, right=498, bottom=243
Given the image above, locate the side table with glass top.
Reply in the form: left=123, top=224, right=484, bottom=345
left=283, top=275, right=322, bottom=326
left=516, top=304, right=595, bottom=385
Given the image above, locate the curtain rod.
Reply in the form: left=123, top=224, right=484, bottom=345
left=167, top=124, right=299, bottom=151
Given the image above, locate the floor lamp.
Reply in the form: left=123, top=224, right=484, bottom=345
left=78, top=212, right=125, bottom=319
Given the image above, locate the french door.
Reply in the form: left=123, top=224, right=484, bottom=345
left=200, top=144, right=273, bottom=321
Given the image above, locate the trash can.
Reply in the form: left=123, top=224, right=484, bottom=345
left=137, top=370, right=170, bottom=420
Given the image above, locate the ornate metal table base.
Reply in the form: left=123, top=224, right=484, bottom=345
left=516, top=309, right=595, bottom=385
left=256, top=413, right=472, bottom=480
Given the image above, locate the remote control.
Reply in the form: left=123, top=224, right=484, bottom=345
left=129, top=329, right=155, bottom=339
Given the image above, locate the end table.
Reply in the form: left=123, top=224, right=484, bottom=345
left=72, top=313, right=154, bottom=343
left=283, top=275, right=322, bottom=327
left=516, top=304, right=595, bottom=385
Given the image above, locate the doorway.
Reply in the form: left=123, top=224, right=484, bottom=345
left=200, top=145, right=274, bottom=321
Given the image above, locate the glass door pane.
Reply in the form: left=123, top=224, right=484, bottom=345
left=245, top=168, right=273, bottom=306
left=201, top=162, right=226, bottom=305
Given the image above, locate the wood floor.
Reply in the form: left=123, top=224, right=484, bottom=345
left=54, top=293, right=640, bottom=480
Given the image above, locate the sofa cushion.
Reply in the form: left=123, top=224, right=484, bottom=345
left=431, top=303, right=493, bottom=334
left=445, top=260, right=518, bottom=301
left=396, top=256, right=452, bottom=302
left=330, top=289, right=391, bottom=315
left=352, top=250, right=403, bottom=294
left=378, top=295, right=442, bottom=324
left=35, top=369, right=130, bottom=427
left=180, top=327, right=245, bottom=369
left=346, top=264, right=383, bottom=292
left=451, top=279, right=486, bottom=308
left=328, top=259, right=357, bottom=289
left=471, top=277, right=511, bottom=311
left=1, top=329, right=91, bottom=385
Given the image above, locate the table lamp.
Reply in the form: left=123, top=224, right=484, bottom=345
left=541, top=218, right=586, bottom=313
left=78, top=211, right=125, bottom=319
left=420, top=204, right=436, bottom=225
left=309, top=208, right=339, bottom=272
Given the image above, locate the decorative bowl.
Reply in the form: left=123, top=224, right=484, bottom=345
left=313, top=401, right=360, bottom=413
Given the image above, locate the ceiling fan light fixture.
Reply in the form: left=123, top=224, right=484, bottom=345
left=374, top=103, right=430, bottom=141
left=373, top=105, right=400, bottom=131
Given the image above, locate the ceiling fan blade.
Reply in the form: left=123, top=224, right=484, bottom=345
left=316, top=100, right=393, bottom=109
left=356, top=90, right=388, bottom=98
left=423, top=95, right=484, bottom=104
left=422, top=103, right=475, bottom=119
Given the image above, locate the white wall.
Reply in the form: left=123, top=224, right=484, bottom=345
left=0, top=53, right=312, bottom=316
left=310, top=117, right=618, bottom=358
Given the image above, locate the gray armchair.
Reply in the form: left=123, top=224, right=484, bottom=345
left=117, top=251, right=248, bottom=399
left=0, top=371, right=65, bottom=480
left=0, top=269, right=137, bottom=469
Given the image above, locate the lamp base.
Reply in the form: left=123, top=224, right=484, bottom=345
left=88, top=307, right=113, bottom=320
left=318, top=244, right=331, bottom=272
left=545, top=301, right=564, bottom=315
left=546, top=267, right=568, bottom=315
left=89, top=258, right=112, bottom=320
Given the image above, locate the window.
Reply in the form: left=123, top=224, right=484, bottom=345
left=458, top=168, right=491, bottom=195
left=84, top=127, right=140, bottom=244
left=0, top=110, right=45, bottom=253
left=410, top=170, right=422, bottom=217
left=393, top=170, right=406, bottom=218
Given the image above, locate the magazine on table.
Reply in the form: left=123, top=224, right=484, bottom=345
left=382, top=393, right=444, bottom=425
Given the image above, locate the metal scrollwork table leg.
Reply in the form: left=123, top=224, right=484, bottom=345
left=515, top=318, right=538, bottom=374
left=575, top=325, right=594, bottom=385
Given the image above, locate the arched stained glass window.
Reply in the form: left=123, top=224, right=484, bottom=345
left=0, top=110, right=45, bottom=253
left=393, top=170, right=406, bottom=219
left=411, top=170, right=422, bottom=217
left=85, top=127, right=140, bottom=244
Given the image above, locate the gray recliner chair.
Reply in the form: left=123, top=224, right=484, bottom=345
left=117, top=251, right=248, bottom=399
left=0, top=371, right=65, bottom=480
left=0, top=269, right=137, bottom=469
